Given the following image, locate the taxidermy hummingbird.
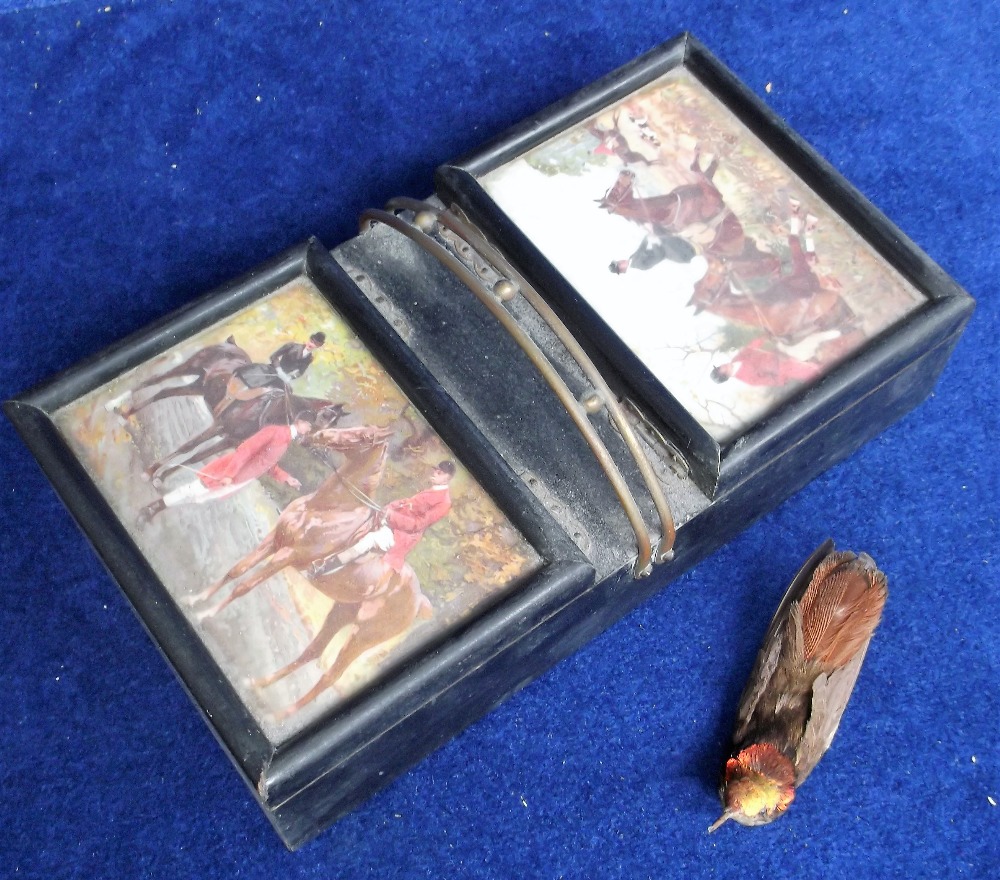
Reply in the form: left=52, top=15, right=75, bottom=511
left=708, top=540, right=887, bottom=831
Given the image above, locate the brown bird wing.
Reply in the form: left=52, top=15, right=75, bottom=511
left=794, top=642, right=870, bottom=783
left=732, top=540, right=833, bottom=745
left=793, top=551, right=887, bottom=781
left=799, top=551, right=888, bottom=671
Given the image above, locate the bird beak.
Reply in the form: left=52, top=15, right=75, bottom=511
left=707, top=811, right=733, bottom=833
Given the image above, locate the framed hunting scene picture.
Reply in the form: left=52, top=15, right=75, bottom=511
left=51, top=263, right=543, bottom=737
left=474, top=69, right=927, bottom=443
left=7, top=241, right=593, bottom=845
left=437, top=35, right=960, bottom=495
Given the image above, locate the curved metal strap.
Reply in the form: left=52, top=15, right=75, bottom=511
left=361, top=199, right=674, bottom=576
left=359, top=207, right=656, bottom=576
left=390, top=198, right=677, bottom=561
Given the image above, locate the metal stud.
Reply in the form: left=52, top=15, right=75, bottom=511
left=580, top=390, right=604, bottom=414
left=494, top=279, right=518, bottom=301
left=413, top=210, right=438, bottom=233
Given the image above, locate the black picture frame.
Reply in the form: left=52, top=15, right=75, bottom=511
left=4, top=238, right=593, bottom=848
left=436, top=33, right=974, bottom=497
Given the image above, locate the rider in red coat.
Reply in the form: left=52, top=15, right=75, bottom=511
left=711, top=337, right=822, bottom=387
left=380, top=467, right=454, bottom=571
left=309, top=460, right=455, bottom=578
left=138, top=412, right=315, bottom=524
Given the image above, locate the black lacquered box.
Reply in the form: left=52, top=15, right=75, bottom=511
left=5, top=34, right=973, bottom=848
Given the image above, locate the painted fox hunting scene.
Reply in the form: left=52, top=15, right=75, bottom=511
left=55, top=278, right=540, bottom=739
left=481, top=68, right=926, bottom=442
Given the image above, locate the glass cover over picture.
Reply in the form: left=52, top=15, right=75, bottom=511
left=481, top=68, right=926, bottom=442
left=55, top=279, right=540, bottom=739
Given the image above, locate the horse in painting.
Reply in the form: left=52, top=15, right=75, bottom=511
left=186, top=424, right=434, bottom=720
left=111, top=336, right=344, bottom=485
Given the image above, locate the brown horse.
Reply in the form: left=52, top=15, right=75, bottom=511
left=112, top=336, right=345, bottom=485
left=114, top=335, right=251, bottom=418
left=600, top=158, right=785, bottom=289
left=598, top=159, right=748, bottom=260
left=253, top=554, right=431, bottom=720
left=603, top=165, right=859, bottom=346
left=690, top=235, right=859, bottom=346
left=186, top=424, right=434, bottom=718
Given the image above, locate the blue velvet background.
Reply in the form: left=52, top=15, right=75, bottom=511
left=2, top=2, right=997, bottom=877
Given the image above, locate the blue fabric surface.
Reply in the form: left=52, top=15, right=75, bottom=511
left=1, top=2, right=997, bottom=877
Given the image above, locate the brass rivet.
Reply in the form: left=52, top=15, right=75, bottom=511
left=494, top=279, right=518, bottom=301
left=413, top=210, right=437, bottom=233
left=580, top=390, right=604, bottom=413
